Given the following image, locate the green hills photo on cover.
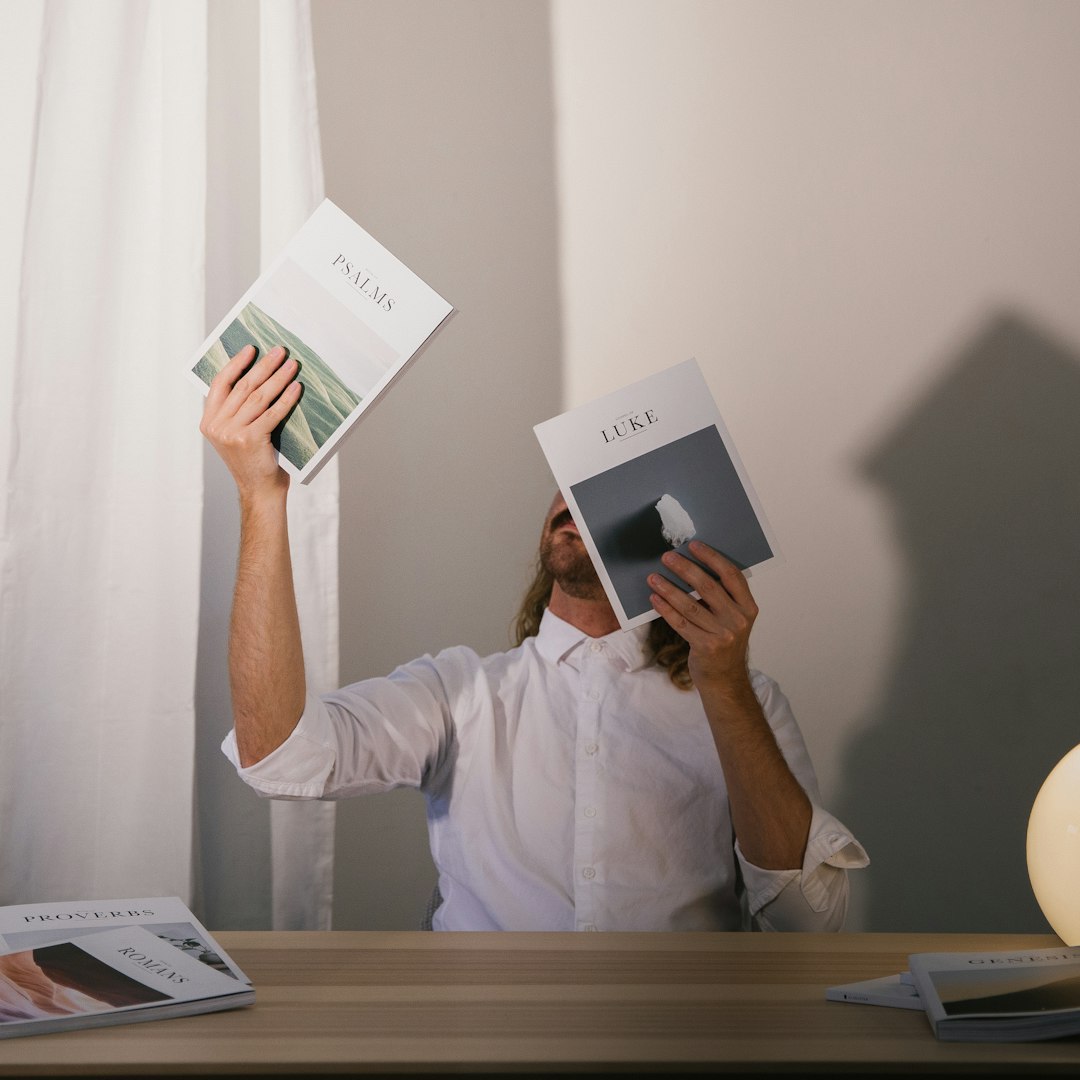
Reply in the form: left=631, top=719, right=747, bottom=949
left=193, top=255, right=400, bottom=471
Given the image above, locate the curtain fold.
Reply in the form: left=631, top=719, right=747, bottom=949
left=260, top=0, right=339, bottom=932
left=0, top=0, right=208, bottom=902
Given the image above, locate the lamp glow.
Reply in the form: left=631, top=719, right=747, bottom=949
left=1027, top=743, right=1080, bottom=946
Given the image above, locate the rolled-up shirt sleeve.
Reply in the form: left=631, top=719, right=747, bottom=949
left=221, top=651, right=463, bottom=800
left=736, top=804, right=870, bottom=931
left=222, top=693, right=341, bottom=799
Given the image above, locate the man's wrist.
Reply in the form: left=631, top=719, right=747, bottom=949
left=697, top=671, right=769, bottom=738
left=237, top=475, right=290, bottom=518
left=693, top=664, right=757, bottom=707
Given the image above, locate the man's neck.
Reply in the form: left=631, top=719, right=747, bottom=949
left=547, top=581, right=620, bottom=638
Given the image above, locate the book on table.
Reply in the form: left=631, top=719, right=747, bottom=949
left=188, top=198, right=454, bottom=484
left=0, top=896, right=253, bottom=1039
left=533, top=358, right=780, bottom=631
left=825, top=972, right=923, bottom=1010
left=908, top=944, right=1080, bottom=1042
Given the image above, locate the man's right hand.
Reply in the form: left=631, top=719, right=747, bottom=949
left=199, top=344, right=302, bottom=500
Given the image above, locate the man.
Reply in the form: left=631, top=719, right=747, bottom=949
left=202, top=344, right=867, bottom=931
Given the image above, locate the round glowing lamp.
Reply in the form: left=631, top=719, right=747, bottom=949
left=1027, top=743, right=1080, bottom=946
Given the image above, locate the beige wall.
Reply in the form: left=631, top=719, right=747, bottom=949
left=551, top=0, right=1080, bottom=931
left=313, top=0, right=564, bottom=928
left=310, top=0, right=1080, bottom=931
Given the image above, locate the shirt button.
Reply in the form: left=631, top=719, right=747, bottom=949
left=582, top=866, right=596, bottom=880
left=584, top=742, right=599, bottom=756
left=584, top=806, right=597, bottom=818
left=585, top=688, right=600, bottom=701
left=590, top=642, right=603, bottom=653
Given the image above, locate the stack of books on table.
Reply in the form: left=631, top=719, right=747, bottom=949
left=827, top=944, right=1080, bottom=1042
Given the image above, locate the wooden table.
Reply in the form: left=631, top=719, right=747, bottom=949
left=2, top=931, right=1078, bottom=1076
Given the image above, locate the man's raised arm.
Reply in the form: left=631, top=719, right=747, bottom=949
left=200, top=345, right=307, bottom=767
left=648, top=544, right=812, bottom=870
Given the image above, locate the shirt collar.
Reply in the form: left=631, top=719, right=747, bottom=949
left=535, top=608, right=653, bottom=672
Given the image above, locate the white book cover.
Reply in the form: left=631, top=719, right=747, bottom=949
left=0, top=896, right=248, bottom=984
left=0, top=925, right=252, bottom=1039
left=188, top=198, right=454, bottom=483
left=533, top=359, right=780, bottom=630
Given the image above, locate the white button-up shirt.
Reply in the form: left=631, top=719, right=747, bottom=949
left=224, top=610, right=867, bottom=931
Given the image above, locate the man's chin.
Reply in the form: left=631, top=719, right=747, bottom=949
left=548, top=558, right=605, bottom=601
left=540, top=533, right=607, bottom=600
left=557, top=578, right=607, bottom=602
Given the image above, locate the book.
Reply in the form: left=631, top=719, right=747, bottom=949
left=908, top=945, right=1080, bottom=1042
left=0, top=897, right=252, bottom=1038
left=826, top=972, right=923, bottom=1010
left=189, top=198, right=454, bottom=484
left=533, top=359, right=780, bottom=630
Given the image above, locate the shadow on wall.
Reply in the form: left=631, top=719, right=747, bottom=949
left=838, top=312, right=1080, bottom=932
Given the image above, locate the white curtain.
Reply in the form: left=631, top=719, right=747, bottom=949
left=0, top=0, right=207, bottom=902
left=0, top=0, right=338, bottom=927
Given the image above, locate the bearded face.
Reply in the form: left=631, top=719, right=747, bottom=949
left=539, top=494, right=605, bottom=600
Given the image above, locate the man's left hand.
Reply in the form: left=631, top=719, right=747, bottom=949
left=648, top=542, right=759, bottom=693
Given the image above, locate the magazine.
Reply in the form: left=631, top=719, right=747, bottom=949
left=0, top=898, right=252, bottom=1038
left=908, top=945, right=1080, bottom=1042
left=189, top=198, right=454, bottom=484
left=0, top=896, right=247, bottom=981
left=825, top=972, right=923, bottom=1010
left=533, top=359, right=780, bottom=630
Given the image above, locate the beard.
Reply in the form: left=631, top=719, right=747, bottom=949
left=539, top=508, right=605, bottom=600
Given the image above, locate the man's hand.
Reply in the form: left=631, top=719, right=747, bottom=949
left=199, top=344, right=301, bottom=500
left=648, top=541, right=759, bottom=694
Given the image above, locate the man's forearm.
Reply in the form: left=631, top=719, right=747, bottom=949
left=230, top=489, right=307, bottom=767
left=198, top=344, right=308, bottom=765
left=699, top=678, right=811, bottom=871
left=647, top=544, right=811, bottom=872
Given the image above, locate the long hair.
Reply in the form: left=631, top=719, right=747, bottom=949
left=513, top=558, right=693, bottom=690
